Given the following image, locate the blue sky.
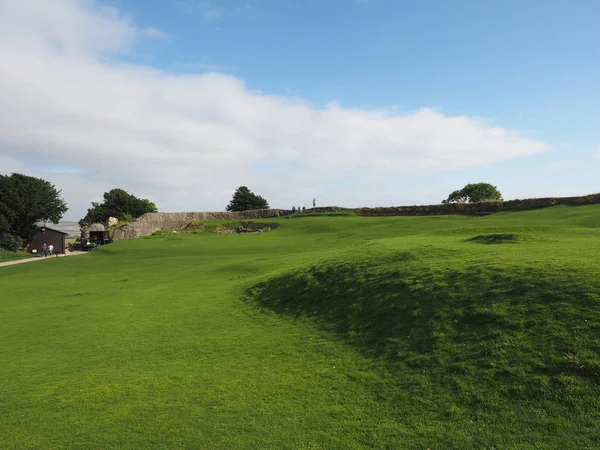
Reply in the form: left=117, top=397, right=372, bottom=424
left=1, top=0, right=599, bottom=219
left=128, top=0, right=600, bottom=121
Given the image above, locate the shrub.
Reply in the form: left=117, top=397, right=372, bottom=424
left=0, top=233, right=24, bottom=252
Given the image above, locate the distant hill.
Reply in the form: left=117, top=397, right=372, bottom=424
left=37, top=221, right=80, bottom=236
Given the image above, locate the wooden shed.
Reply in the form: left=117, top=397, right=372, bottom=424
left=30, top=226, right=68, bottom=255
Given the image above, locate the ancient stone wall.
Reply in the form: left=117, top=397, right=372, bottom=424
left=112, top=209, right=291, bottom=241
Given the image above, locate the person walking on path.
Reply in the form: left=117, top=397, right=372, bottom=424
left=41, top=243, right=47, bottom=257
left=48, top=244, right=54, bottom=256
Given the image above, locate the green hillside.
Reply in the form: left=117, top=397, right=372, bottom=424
left=0, top=249, right=36, bottom=263
left=2, top=205, right=600, bottom=449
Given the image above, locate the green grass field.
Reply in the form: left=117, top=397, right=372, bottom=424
left=2, top=205, right=600, bottom=449
left=0, top=249, right=37, bottom=263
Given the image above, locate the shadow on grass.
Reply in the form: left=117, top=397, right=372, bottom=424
left=465, top=233, right=518, bottom=244
left=245, top=252, right=600, bottom=387
left=246, top=254, right=525, bottom=363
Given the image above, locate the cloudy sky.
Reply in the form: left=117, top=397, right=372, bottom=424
left=1, top=0, right=599, bottom=220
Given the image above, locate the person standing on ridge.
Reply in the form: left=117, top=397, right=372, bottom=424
left=313, top=198, right=316, bottom=208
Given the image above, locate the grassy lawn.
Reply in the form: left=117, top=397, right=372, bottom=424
left=2, top=205, right=600, bottom=448
left=0, top=249, right=37, bottom=263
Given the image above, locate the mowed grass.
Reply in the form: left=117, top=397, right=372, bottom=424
left=0, top=249, right=37, bottom=262
left=2, top=205, right=600, bottom=449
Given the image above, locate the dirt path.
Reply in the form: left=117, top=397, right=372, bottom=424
left=0, top=251, right=88, bottom=268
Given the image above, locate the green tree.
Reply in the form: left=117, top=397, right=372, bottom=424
left=0, top=173, right=68, bottom=240
left=442, top=183, right=503, bottom=204
left=79, top=188, right=157, bottom=227
left=226, top=186, right=269, bottom=212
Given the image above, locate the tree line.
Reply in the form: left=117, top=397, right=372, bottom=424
left=0, top=172, right=504, bottom=253
left=0, top=174, right=68, bottom=251
left=78, top=188, right=157, bottom=228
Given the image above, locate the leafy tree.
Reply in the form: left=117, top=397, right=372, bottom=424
left=442, top=183, right=503, bottom=204
left=0, top=234, right=24, bottom=252
left=79, top=188, right=157, bottom=227
left=226, top=186, right=269, bottom=212
left=0, top=173, right=68, bottom=240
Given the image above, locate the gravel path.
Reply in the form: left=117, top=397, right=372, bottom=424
left=0, top=251, right=88, bottom=268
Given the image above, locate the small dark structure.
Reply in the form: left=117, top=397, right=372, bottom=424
left=30, top=226, right=68, bottom=255
left=89, top=231, right=111, bottom=246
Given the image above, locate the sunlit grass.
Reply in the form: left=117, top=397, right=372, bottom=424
left=2, top=205, right=600, bottom=448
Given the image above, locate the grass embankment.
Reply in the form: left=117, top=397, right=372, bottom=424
left=2, top=205, right=600, bottom=448
left=0, top=249, right=37, bottom=262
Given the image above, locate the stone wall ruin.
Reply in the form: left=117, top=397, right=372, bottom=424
left=111, top=209, right=291, bottom=241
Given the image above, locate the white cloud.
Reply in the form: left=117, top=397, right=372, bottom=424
left=0, top=0, right=142, bottom=55
left=0, top=0, right=549, bottom=219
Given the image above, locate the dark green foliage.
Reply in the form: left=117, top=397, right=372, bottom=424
left=301, top=206, right=356, bottom=217
left=443, top=182, right=503, bottom=203
left=359, top=192, right=600, bottom=216
left=0, top=173, right=68, bottom=240
left=79, top=188, right=157, bottom=227
left=0, top=233, right=24, bottom=252
left=466, top=233, right=518, bottom=244
left=226, top=186, right=269, bottom=212
left=308, top=206, right=353, bottom=213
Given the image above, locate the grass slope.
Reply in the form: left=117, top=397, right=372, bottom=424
left=0, top=249, right=37, bottom=263
left=2, top=205, right=600, bottom=448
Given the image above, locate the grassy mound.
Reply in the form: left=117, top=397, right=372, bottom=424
left=2, top=205, right=600, bottom=448
left=246, top=240, right=600, bottom=447
left=249, top=246, right=600, bottom=388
